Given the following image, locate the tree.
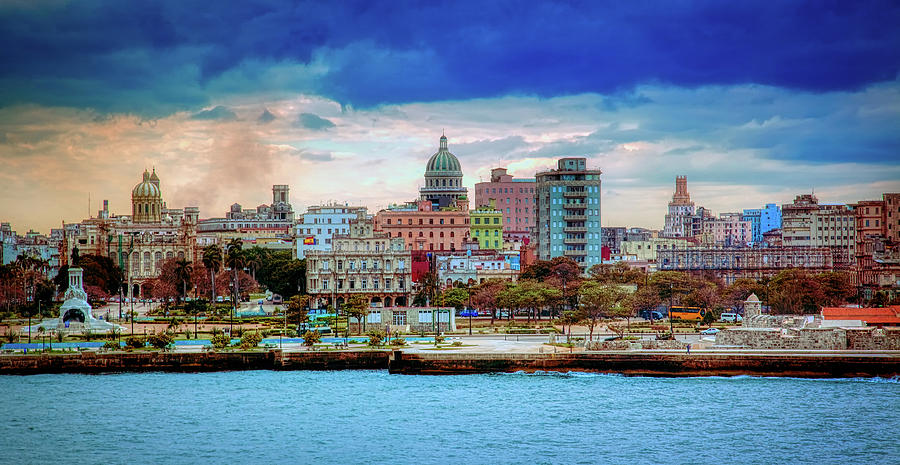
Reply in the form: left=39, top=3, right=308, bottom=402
left=628, top=286, right=662, bottom=323
left=201, top=244, right=223, bottom=303
left=55, top=254, right=123, bottom=297
left=344, top=295, right=370, bottom=335
left=471, top=279, right=506, bottom=323
left=414, top=271, right=441, bottom=307
left=184, top=298, right=207, bottom=337
left=225, top=239, right=245, bottom=309
left=302, top=330, right=321, bottom=350
left=285, top=295, right=310, bottom=327
left=514, top=280, right=562, bottom=322
left=768, top=269, right=822, bottom=314
left=817, top=271, right=856, bottom=307
left=578, top=281, right=627, bottom=341
left=443, top=287, right=468, bottom=311
left=173, top=259, right=193, bottom=305
left=588, top=261, right=646, bottom=286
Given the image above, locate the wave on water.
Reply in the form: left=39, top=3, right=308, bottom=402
left=489, top=370, right=623, bottom=378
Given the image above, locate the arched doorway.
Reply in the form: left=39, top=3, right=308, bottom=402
left=63, top=308, right=85, bottom=323
left=384, top=297, right=393, bottom=307
left=395, top=296, right=407, bottom=307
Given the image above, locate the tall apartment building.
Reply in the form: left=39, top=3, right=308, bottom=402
left=294, top=204, right=368, bottom=259
left=742, top=203, right=782, bottom=244
left=781, top=194, right=855, bottom=267
left=534, top=158, right=602, bottom=266
left=662, top=176, right=695, bottom=238
left=306, top=212, right=412, bottom=310
left=474, top=167, right=536, bottom=243
left=885, top=194, right=900, bottom=243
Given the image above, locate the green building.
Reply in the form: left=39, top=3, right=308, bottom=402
left=470, top=201, right=503, bottom=250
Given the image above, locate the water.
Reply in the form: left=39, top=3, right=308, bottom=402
left=1, top=371, right=897, bottom=464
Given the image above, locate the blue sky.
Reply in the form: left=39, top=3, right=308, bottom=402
left=0, top=0, right=898, bottom=232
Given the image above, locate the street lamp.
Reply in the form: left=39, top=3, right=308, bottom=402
left=669, top=283, right=675, bottom=339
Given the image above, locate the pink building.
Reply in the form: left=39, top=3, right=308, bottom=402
left=702, top=213, right=752, bottom=246
left=474, top=168, right=535, bottom=242
left=374, top=199, right=471, bottom=252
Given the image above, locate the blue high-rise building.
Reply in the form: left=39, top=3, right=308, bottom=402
left=535, top=158, right=603, bottom=267
left=742, top=203, right=781, bottom=244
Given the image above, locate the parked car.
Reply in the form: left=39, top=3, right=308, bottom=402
left=700, top=328, right=720, bottom=335
left=719, top=313, right=743, bottom=323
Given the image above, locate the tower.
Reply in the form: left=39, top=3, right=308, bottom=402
left=663, top=175, right=695, bottom=237
left=132, top=169, right=163, bottom=223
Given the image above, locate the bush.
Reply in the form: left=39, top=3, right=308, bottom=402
left=240, top=331, right=263, bottom=349
left=434, top=334, right=445, bottom=344
left=390, top=337, right=406, bottom=347
left=210, top=333, right=231, bottom=349
left=184, top=329, right=193, bottom=340
left=233, top=327, right=244, bottom=338
left=102, top=341, right=120, bottom=351
left=451, top=340, right=463, bottom=347
left=366, top=330, right=385, bottom=347
left=147, top=331, right=174, bottom=349
left=124, top=336, right=145, bottom=349
left=302, top=330, right=321, bottom=349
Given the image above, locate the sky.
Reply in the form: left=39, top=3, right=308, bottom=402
left=1, top=0, right=899, bottom=234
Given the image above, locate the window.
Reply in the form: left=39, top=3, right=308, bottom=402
left=362, top=279, right=367, bottom=289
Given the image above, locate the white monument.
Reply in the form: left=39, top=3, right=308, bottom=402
left=27, top=267, right=124, bottom=335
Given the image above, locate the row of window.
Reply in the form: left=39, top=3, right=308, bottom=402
left=316, top=259, right=405, bottom=271
left=472, top=217, right=500, bottom=224
left=479, top=187, right=535, bottom=194
left=473, top=230, right=500, bottom=237
left=384, top=217, right=466, bottom=225
left=313, top=278, right=405, bottom=291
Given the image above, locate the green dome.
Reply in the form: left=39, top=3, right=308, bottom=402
left=425, top=135, right=462, bottom=174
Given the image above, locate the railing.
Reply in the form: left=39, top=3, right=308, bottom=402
left=563, top=238, right=587, bottom=245
left=563, top=215, right=587, bottom=221
left=563, top=227, right=587, bottom=233
left=562, top=203, right=587, bottom=209
left=563, top=191, right=587, bottom=198
left=563, top=249, right=586, bottom=256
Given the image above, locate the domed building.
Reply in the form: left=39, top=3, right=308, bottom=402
left=132, top=168, right=163, bottom=223
left=419, top=134, right=467, bottom=208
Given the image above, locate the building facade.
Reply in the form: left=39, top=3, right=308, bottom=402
left=742, top=204, right=782, bottom=244
left=470, top=202, right=503, bottom=251
left=781, top=194, right=856, bottom=268
left=658, top=246, right=834, bottom=284
left=374, top=199, right=471, bottom=252
left=474, top=167, right=536, bottom=243
left=702, top=213, right=752, bottom=247
left=294, top=204, right=368, bottom=259
left=306, top=213, right=412, bottom=310
left=534, top=158, right=603, bottom=266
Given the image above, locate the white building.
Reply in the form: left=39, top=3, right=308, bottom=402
left=294, top=204, right=368, bottom=259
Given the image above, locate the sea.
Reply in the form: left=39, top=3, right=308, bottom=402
left=1, top=370, right=897, bottom=464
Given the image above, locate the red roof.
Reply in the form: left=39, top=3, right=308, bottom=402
left=821, top=306, right=900, bottom=325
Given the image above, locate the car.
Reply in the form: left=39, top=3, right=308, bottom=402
left=700, top=328, right=720, bottom=335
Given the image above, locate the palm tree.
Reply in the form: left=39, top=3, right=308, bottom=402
left=225, top=239, right=245, bottom=334
left=173, top=259, right=193, bottom=306
left=201, top=244, right=223, bottom=303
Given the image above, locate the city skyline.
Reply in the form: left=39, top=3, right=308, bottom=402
left=2, top=1, right=899, bottom=233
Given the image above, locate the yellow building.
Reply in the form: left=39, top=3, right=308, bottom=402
left=621, top=237, right=693, bottom=262
left=470, top=201, right=503, bottom=250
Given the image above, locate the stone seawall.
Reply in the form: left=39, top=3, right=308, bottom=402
left=0, top=350, right=390, bottom=375
left=716, top=327, right=900, bottom=350
left=387, top=351, right=900, bottom=378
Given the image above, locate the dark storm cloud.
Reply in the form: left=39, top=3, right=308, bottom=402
left=0, top=0, right=897, bottom=117
left=257, top=108, right=276, bottom=124
left=294, top=113, right=335, bottom=130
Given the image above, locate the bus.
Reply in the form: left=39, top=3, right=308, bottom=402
left=670, top=306, right=706, bottom=321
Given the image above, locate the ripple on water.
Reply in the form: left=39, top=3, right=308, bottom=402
left=0, top=371, right=898, bottom=465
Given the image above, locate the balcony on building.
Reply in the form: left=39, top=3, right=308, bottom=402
left=563, top=202, right=587, bottom=210
left=563, top=237, right=587, bottom=245
left=564, top=226, right=587, bottom=233
left=563, top=188, right=587, bottom=199
left=564, top=215, right=587, bottom=222
left=563, top=249, right=587, bottom=256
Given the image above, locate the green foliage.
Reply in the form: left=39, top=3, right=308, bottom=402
left=125, top=336, right=145, bottom=349
left=366, top=329, right=385, bottom=347
left=240, top=331, right=263, bottom=349
left=55, top=254, right=123, bottom=296
left=434, top=334, right=445, bottom=344
left=390, top=337, right=406, bottom=347
left=147, top=331, right=174, bottom=349
left=588, top=261, right=646, bottom=285
left=210, top=332, right=231, bottom=349
left=443, top=287, right=469, bottom=311
left=102, top=340, right=120, bottom=351
left=344, top=295, right=370, bottom=333
left=302, top=330, right=321, bottom=348
left=286, top=295, right=310, bottom=326
left=451, top=340, right=463, bottom=347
